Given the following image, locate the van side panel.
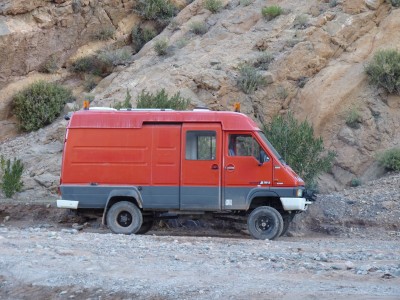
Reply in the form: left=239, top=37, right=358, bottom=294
left=62, top=125, right=181, bottom=209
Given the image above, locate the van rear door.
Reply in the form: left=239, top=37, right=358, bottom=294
left=180, top=123, right=222, bottom=210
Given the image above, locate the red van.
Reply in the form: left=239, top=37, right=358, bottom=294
left=58, top=108, right=314, bottom=239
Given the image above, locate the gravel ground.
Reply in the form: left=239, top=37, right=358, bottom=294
left=0, top=225, right=399, bottom=300
left=0, top=172, right=399, bottom=299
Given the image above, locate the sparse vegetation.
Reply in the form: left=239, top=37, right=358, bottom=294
left=13, top=81, right=73, bottom=132
left=263, top=112, right=336, bottom=187
left=329, top=0, right=338, bottom=8
left=390, top=0, right=400, bottom=7
left=189, top=21, right=208, bottom=35
left=293, top=14, right=309, bottom=29
left=84, top=76, right=97, bottom=91
left=254, top=51, right=274, bottom=70
left=262, top=5, right=284, bottom=21
left=297, top=76, right=308, bottom=88
left=377, top=148, right=400, bottom=171
left=97, top=48, right=131, bottom=66
left=204, top=0, right=223, bottom=13
left=240, top=0, right=253, bottom=6
left=154, top=38, right=169, bottom=56
left=276, top=85, right=288, bottom=100
left=136, top=89, right=190, bottom=110
left=350, top=178, right=362, bottom=187
left=237, top=64, right=265, bottom=94
left=345, top=106, right=362, bottom=129
left=365, top=49, right=400, bottom=95
left=0, top=156, right=24, bottom=198
left=285, top=38, right=301, bottom=48
left=113, top=89, right=133, bottom=110
left=176, top=38, right=189, bottom=48
left=94, top=26, right=115, bottom=41
left=135, top=0, right=177, bottom=24
left=40, top=56, right=58, bottom=74
left=71, top=56, right=106, bottom=76
left=132, top=26, right=158, bottom=53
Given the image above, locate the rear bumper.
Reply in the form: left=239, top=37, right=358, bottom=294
left=280, top=197, right=313, bottom=211
left=57, top=200, right=79, bottom=209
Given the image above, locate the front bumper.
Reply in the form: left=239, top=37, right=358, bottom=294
left=281, top=197, right=313, bottom=211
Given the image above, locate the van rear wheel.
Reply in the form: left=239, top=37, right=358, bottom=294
left=106, top=201, right=143, bottom=234
left=247, top=206, right=283, bottom=240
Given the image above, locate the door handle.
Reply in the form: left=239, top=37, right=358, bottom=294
left=211, top=164, right=219, bottom=170
left=225, top=164, right=235, bottom=171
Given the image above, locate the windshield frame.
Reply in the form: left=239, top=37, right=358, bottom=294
left=257, top=131, right=286, bottom=165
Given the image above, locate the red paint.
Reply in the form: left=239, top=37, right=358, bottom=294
left=60, top=110, right=304, bottom=188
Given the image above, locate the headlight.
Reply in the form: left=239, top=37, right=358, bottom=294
left=296, top=189, right=303, bottom=197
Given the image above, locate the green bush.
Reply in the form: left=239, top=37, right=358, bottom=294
left=391, top=0, right=400, bottom=7
left=132, top=26, right=158, bottom=53
left=262, top=5, right=283, bottom=20
left=253, top=51, right=274, bottom=70
left=136, top=89, right=190, bottom=110
left=71, top=56, right=109, bottom=76
left=345, top=106, right=361, bottom=129
left=237, top=64, right=265, bottom=94
left=204, top=0, right=223, bottom=13
left=377, top=148, right=400, bottom=171
left=189, top=21, right=208, bottom=35
left=135, top=0, right=177, bottom=24
left=0, top=156, right=24, bottom=198
left=240, top=0, right=253, bottom=6
left=97, top=48, right=131, bottom=66
left=329, top=0, right=338, bottom=8
left=154, top=38, right=169, bottom=56
left=276, top=85, right=288, bottom=100
left=40, top=55, right=58, bottom=74
left=293, top=14, right=309, bottom=29
left=94, top=26, right=115, bottom=40
left=350, top=178, right=362, bottom=187
left=113, top=89, right=133, bottom=110
left=13, top=81, right=73, bottom=132
left=263, top=112, right=336, bottom=187
left=365, top=49, right=400, bottom=95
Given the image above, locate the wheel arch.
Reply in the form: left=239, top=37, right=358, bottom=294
left=102, top=188, right=143, bottom=225
left=246, top=189, right=283, bottom=212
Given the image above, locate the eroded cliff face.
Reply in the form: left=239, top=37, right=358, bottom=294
left=0, top=0, right=139, bottom=140
left=0, top=0, right=399, bottom=199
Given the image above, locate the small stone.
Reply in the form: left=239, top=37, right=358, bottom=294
left=345, top=261, right=355, bottom=270
left=4, top=216, right=10, bottom=222
left=72, top=223, right=84, bottom=231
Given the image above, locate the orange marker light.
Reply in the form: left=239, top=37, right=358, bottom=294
left=83, top=100, right=90, bottom=110
left=234, top=102, right=241, bottom=112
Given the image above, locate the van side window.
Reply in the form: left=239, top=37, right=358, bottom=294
left=228, top=134, right=269, bottom=162
left=186, top=131, right=216, bottom=160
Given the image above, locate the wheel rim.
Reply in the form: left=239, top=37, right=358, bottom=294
left=255, top=215, right=272, bottom=233
left=117, top=211, right=133, bottom=227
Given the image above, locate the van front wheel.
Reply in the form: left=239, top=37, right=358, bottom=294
left=106, top=201, right=143, bottom=234
left=247, top=206, right=283, bottom=240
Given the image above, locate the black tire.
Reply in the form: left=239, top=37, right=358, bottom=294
left=106, top=201, right=143, bottom=234
left=136, top=219, right=154, bottom=235
left=280, top=213, right=295, bottom=236
left=247, top=206, right=283, bottom=240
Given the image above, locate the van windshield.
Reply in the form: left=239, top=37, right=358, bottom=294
left=257, top=131, right=286, bottom=165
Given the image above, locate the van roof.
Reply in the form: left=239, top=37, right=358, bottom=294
left=68, top=110, right=260, bottom=131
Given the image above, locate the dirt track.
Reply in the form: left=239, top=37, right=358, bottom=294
left=0, top=203, right=399, bottom=300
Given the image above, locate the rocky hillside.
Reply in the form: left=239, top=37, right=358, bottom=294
left=0, top=0, right=399, bottom=199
